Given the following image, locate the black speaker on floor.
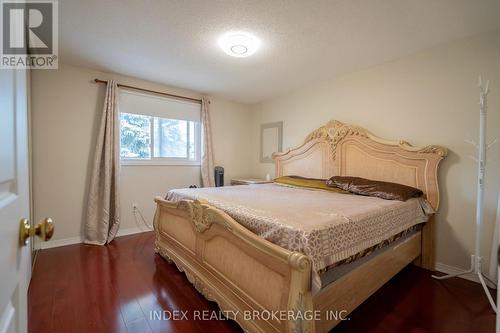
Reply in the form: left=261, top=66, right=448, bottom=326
left=214, top=166, right=224, bottom=187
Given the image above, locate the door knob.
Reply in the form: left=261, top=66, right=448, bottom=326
left=19, top=218, right=55, bottom=246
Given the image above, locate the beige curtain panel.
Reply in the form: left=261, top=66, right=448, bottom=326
left=201, top=96, right=215, bottom=187
left=84, top=80, right=121, bottom=245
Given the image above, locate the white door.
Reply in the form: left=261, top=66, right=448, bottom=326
left=0, top=69, right=31, bottom=333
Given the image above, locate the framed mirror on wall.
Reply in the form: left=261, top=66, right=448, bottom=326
left=260, top=121, right=283, bottom=163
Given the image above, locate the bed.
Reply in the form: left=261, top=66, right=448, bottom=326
left=153, top=120, right=447, bottom=332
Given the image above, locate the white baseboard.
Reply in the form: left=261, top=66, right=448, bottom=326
left=434, top=262, right=479, bottom=283
left=39, top=226, right=151, bottom=249
left=116, top=226, right=152, bottom=237
left=434, top=262, right=486, bottom=285
left=39, top=236, right=82, bottom=249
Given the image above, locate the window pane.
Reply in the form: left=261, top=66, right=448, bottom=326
left=120, top=113, right=151, bottom=159
left=189, top=121, right=195, bottom=160
left=154, top=118, right=188, bottom=158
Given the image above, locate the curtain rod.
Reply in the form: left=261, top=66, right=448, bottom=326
left=93, top=78, right=203, bottom=104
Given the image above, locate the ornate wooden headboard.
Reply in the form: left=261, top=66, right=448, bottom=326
left=273, top=120, right=447, bottom=210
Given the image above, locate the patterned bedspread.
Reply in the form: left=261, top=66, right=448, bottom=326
left=166, top=183, right=433, bottom=291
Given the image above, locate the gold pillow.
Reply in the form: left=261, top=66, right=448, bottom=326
left=274, top=176, right=349, bottom=194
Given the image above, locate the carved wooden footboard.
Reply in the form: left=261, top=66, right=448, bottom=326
left=154, top=196, right=423, bottom=333
left=154, top=197, right=314, bottom=333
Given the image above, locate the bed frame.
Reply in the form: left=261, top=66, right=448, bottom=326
left=154, top=120, right=447, bottom=332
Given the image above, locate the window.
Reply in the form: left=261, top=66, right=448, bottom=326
left=119, top=91, right=201, bottom=165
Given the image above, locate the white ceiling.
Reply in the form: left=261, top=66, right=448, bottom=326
left=60, top=0, right=500, bottom=104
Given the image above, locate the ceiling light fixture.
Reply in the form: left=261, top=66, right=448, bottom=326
left=218, top=32, right=259, bottom=58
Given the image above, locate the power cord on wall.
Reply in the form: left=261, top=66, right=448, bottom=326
left=132, top=204, right=154, bottom=231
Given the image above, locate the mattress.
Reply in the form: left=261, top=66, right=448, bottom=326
left=319, top=226, right=422, bottom=286
left=166, top=183, right=433, bottom=291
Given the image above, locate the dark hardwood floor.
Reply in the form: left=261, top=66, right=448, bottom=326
left=29, top=232, right=495, bottom=333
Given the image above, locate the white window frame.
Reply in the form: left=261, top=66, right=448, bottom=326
left=119, top=100, right=202, bottom=166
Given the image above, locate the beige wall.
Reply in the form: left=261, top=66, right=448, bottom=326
left=32, top=31, right=500, bottom=274
left=31, top=64, right=253, bottom=242
left=250, top=31, right=500, bottom=273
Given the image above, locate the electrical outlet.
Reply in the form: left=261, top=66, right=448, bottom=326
left=132, top=203, right=138, bottom=210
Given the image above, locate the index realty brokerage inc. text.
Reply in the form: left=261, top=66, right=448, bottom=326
left=149, top=309, right=350, bottom=321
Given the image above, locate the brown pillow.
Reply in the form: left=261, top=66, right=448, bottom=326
left=326, top=176, right=423, bottom=201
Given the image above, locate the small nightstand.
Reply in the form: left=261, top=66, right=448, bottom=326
left=230, top=178, right=272, bottom=185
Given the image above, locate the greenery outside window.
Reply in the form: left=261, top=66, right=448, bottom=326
left=119, top=91, right=201, bottom=165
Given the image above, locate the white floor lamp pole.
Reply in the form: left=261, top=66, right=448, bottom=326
left=498, top=265, right=500, bottom=333
left=432, top=77, right=498, bottom=313
left=496, top=197, right=500, bottom=332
